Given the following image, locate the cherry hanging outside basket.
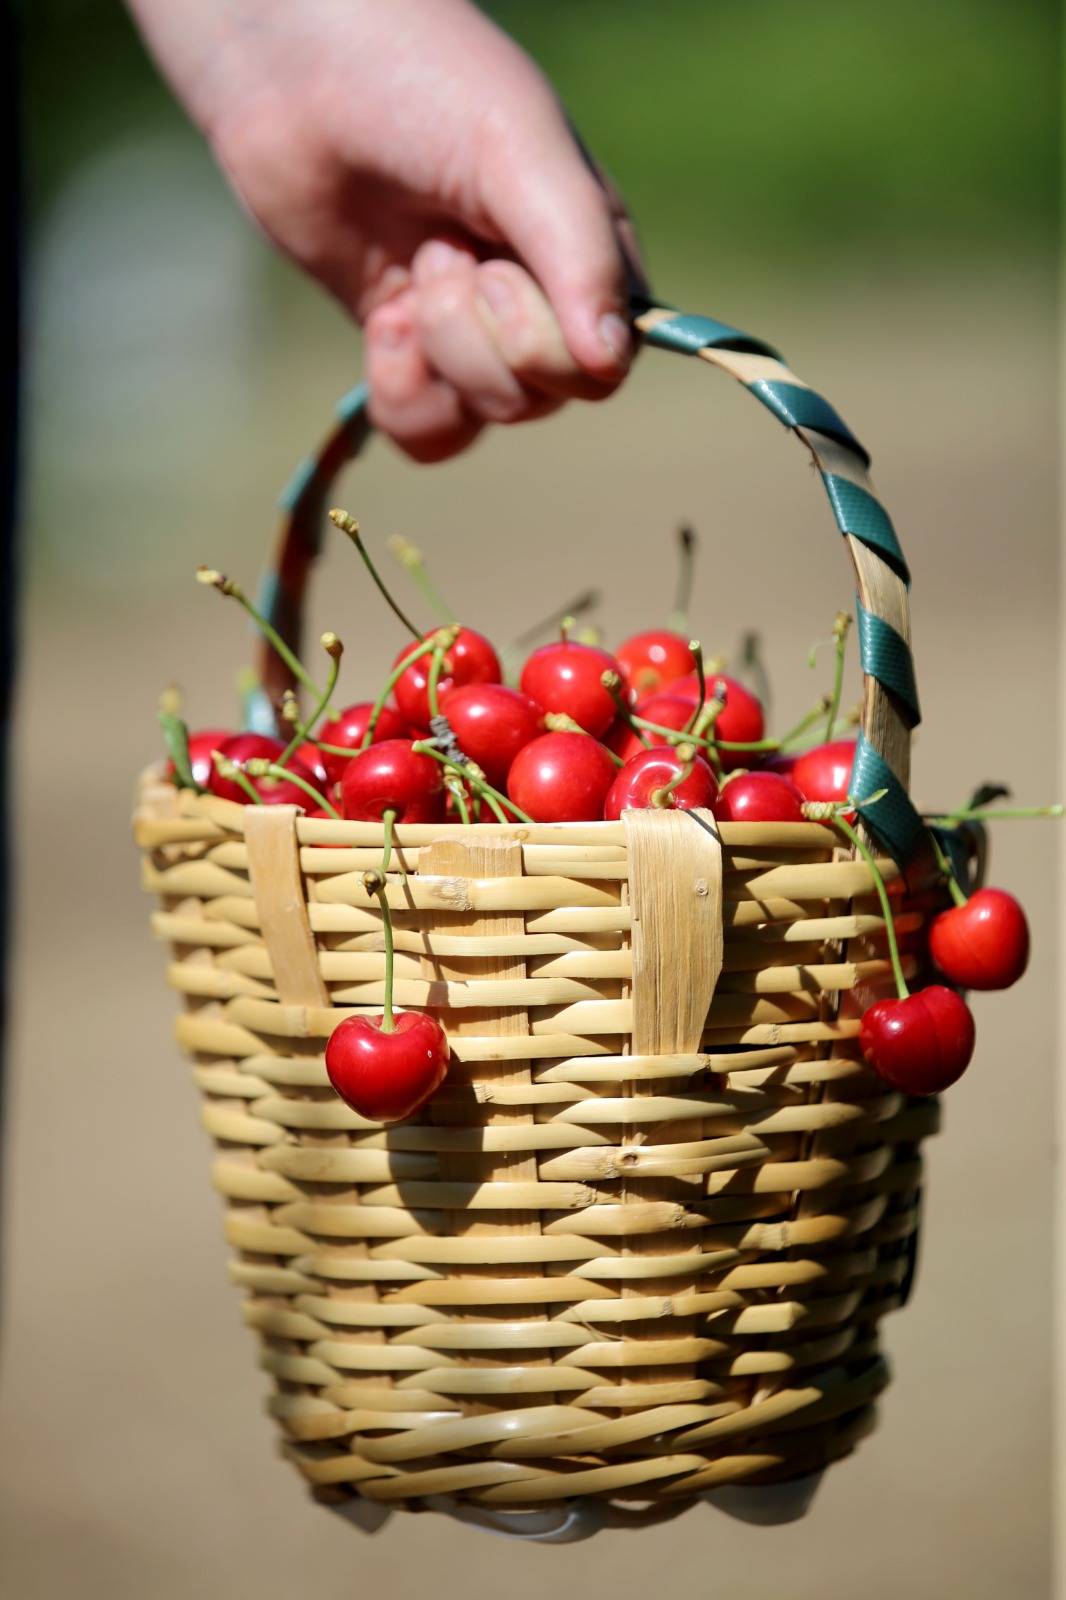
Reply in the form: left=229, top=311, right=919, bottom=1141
left=134, top=302, right=963, bottom=1538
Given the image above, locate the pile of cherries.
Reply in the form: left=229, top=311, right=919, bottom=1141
left=162, top=518, right=1044, bottom=1123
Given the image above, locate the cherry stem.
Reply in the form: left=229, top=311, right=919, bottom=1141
left=363, top=871, right=396, bottom=1032
left=387, top=535, right=456, bottom=625
left=501, top=589, right=600, bottom=678
left=447, top=779, right=472, bottom=824
left=411, top=740, right=534, bottom=823
left=543, top=712, right=623, bottom=766
left=683, top=641, right=707, bottom=736
left=245, top=760, right=341, bottom=819
left=830, top=809, right=909, bottom=1000
left=359, top=629, right=457, bottom=751
left=925, top=804, right=1064, bottom=824
left=211, top=750, right=263, bottom=806
left=426, top=645, right=447, bottom=721
left=329, top=508, right=423, bottom=641
left=738, top=631, right=772, bottom=722
left=651, top=744, right=696, bottom=808
left=667, top=523, right=696, bottom=635
left=928, top=829, right=969, bottom=908
left=601, top=671, right=651, bottom=750
left=276, top=636, right=342, bottom=769
left=197, top=568, right=325, bottom=703
left=825, top=612, right=852, bottom=741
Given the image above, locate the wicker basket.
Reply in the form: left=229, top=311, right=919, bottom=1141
left=135, top=303, right=946, bottom=1534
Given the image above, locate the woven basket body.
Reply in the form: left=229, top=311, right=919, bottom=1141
left=136, top=304, right=943, bottom=1525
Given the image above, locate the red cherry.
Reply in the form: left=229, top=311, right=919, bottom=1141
left=507, top=732, right=617, bottom=822
left=340, top=739, right=445, bottom=823
left=603, top=746, right=718, bottom=821
left=651, top=674, right=765, bottom=770
left=520, top=641, right=620, bottom=739
left=326, top=1011, right=450, bottom=1123
left=791, top=739, right=857, bottom=805
left=714, top=771, right=806, bottom=824
left=616, top=692, right=696, bottom=762
left=295, top=742, right=331, bottom=791
left=168, top=728, right=232, bottom=789
left=929, top=888, right=1030, bottom=991
left=318, top=702, right=408, bottom=781
left=393, top=629, right=500, bottom=730
left=859, top=986, right=975, bottom=1095
left=439, top=683, right=544, bottom=789
left=615, top=630, right=695, bottom=697
left=208, top=733, right=324, bottom=807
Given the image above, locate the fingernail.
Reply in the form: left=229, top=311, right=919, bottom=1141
left=418, top=240, right=465, bottom=280
left=599, top=312, right=631, bottom=365
left=477, top=270, right=516, bottom=325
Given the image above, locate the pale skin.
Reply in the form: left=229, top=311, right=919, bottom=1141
left=126, top=0, right=640, bottom=461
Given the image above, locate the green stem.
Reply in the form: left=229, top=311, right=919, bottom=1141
left=388, top=536, right=456, bottom=625
left=446, top=781, right=471, bottom=824
left=198, top=570, right=323, bottom=701
left=832, top=812, right=909, bottom=999
left=411, top=740, right=534, bottom=824
left=683, top=642, right=706, bottom=736
left=651, top=747, right=696, bottom=808
left=825, top=613, right=852, bottom=741
left=254, top=762, right=340, bottom=819
left=926, top=804, right=1064, bottom=824
left=426, top=646, right=447, bottom=720
left=667, top=523, right=696, bottom=635
left=329, top=509, right=423, bottom=641
left=360, top=633, right=447, bottom=751
left=212, top=752, right=263, bottom=806
left=364, top=875, right=396, bottom=1033
left=928, top=829, right=968, bottom=908
left=277, top=647, right=341, bottom=768
left=381, top=808, right=396, bottom=875
left=602, top=672, right=651, bottom=750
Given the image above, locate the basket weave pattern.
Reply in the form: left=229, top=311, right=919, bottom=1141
left=136, top=779, right=935, bottom=1515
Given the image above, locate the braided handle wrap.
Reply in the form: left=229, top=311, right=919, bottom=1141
left=252, top=302, right=926, bottom=868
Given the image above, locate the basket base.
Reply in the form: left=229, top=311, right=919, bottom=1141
left=324, top=1471, right=826, bottom=1543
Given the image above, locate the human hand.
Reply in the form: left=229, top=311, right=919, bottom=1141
left=128, top=0, right=641, bottom=460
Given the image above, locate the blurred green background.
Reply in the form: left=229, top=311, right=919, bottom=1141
left=3, top=5, right=1060, bottom=1600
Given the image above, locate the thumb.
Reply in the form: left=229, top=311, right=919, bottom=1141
left=478, top=97, right=634, bottom=383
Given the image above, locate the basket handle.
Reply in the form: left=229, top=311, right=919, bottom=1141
left=251, top=299, right=925, bottom=868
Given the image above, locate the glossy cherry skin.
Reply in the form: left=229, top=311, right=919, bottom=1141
left=325, top=1011, right=450, bottom=1123
left=615, top=631, right=695, bottom=697
left=317, top=702, right=408, bottom=781
left=603, top=746, right=718, bottom=821
left=791, top=739, right=857, bottom=805
left=169, top=728, right=232, bottom=790
left=859, top=986, right=975, bottom=1095
left=295, top=742, right=331, bottom=791
left=208, top=733, right=324, bottom=807
left=614, top=692, right=695, bottom=763
left=439, top=683, right=544, bottom=789
left=340, top=739, right=445, bottom=823
left=519, top=641, right=620, bottom=739
left=393, top=628, right=501, bottom=731
left=714, top=771, right=806, bottom=824
left=929, top=888, right=1030, bottom=990
left=507, top=732, right=617, bottom=823
left=649, top=674, right=764, bottom=770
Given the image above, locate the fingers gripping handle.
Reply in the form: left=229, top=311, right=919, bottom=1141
left=253, top=303, right=926, bottom=868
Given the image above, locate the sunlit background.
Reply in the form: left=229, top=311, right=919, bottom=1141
left=3, top=2, right=1059, bottom=1597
